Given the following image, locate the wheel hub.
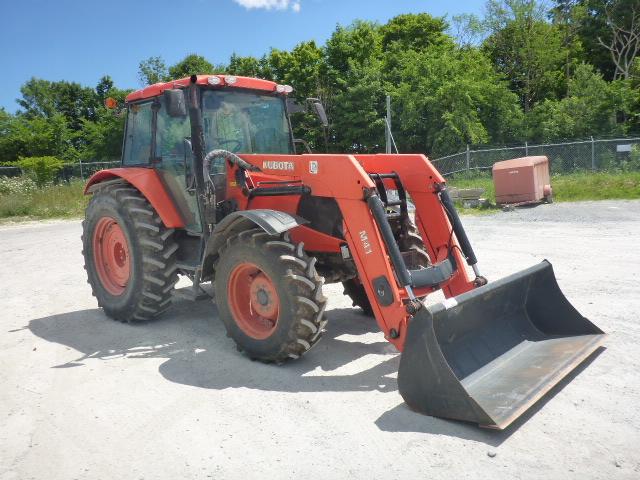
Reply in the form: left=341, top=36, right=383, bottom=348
left=228, top=263, right=280, bottom=340
left=249, top=273, right=279, bottom=318
left=93, top=217, right=130, bottom=296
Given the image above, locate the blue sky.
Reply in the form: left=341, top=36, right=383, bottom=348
left=0, top=0, right=485, bottom=112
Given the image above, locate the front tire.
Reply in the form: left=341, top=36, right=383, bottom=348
left=82, top=182, right=179, bottom=322
left=214, top=229, right=327, bottom=363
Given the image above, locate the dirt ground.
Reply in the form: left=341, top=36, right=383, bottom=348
left=1, top=200, right=639, bottom=480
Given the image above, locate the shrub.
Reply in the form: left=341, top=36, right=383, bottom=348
left=0, top=176, right=38, bottom=195
left=15, top=156, right=65, bottom=187
left=625, top=144, right=640, bottom=171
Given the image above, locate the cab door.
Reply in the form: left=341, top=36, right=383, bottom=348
left=154, top=97, right=202, bottom=233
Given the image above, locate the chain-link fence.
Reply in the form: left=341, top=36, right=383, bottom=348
left=3, top=137, right=640, bottom=181
left=0, top=160, right=120, bottom=181
left=431, top=137, right=640, bottom=177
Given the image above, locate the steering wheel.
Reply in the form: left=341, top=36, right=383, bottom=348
left=215, top=139, right=242, bottom=152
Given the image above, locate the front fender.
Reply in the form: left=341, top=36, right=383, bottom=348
left=201, top=209, right=306, bottom=280
left=85, top=168, right=185, bottom=228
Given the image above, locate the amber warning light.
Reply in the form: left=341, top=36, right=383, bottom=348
left=104, top=97, right=118, bottom=109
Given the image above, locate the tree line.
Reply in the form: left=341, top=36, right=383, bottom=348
left=1, top=0, right=639, bottom=166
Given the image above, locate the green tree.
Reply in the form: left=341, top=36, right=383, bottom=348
left=264, top=41, right=330, bottom=151
left=450, top=13, right=486, bottom=47
left=227, top=54, right=266, bottom=78
left=483, top=1, right=570, bottom=112
left=330, top=60, right=386, bottom=152
left=95, top=76, right=114, bottom=102
left=167, top=54, right=215, bottom=79
left=78, top=81, right=130, bottom=161
left=527, top=63, right=631, bottom=140
left=0, top=113, right=72, bottom=162
left=138, top=56, right=169, bottom=85
left=568, top=0, right=640, bottom=80
left=381, top=13, right=452, bottom=51
left=391, top=46, right=523, bottom=155
left=78, top=109, right=126, bottom=161
left=325, top=20, right=383, bottom=80
left=18, top=78, right=98, bottom=130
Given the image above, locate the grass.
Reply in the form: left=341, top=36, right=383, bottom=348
left=0, top=178, right=88, bottom=222
left=550, top=171, right=640, bottom=201
left=448, top=170, right=640, bottom=207
left=0, top=171, right=639, bottom=223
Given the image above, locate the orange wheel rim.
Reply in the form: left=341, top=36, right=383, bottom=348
left=228, top=262, right=279, bottom=340
left=93, top=217, right=130, bottom=296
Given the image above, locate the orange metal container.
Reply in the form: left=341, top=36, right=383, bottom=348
left=492, top=156, right=552, bottom=205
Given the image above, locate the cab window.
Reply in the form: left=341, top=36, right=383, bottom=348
left=122, top=102, right=153, bottom=165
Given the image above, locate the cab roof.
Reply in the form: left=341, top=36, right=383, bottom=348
left=125, top=75, right=284, bottom=103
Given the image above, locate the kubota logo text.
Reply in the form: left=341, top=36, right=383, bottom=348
left=262, top=161, right=294, bottom=171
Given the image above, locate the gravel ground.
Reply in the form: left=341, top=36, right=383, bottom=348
left=1, top=200, right=639, bottom=480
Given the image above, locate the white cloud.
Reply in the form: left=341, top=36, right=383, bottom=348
left=233, top=0, right=301, bottom=11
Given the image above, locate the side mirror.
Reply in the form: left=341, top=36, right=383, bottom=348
left=305, top=98, right=328, bottom=127
left=313, top=102, right=329, bottom=127
left=164, top=89, right=187, bottom=117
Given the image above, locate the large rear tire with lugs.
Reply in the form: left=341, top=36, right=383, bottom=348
left=82, top=182, right=179, bottom=322
left=214, top=229, right=327, bottom=363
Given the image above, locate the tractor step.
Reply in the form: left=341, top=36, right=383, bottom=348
left=172, top=286, right=211, bottom=302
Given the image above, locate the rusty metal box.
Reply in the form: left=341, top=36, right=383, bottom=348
left=492, top=156, right=552, bottom=205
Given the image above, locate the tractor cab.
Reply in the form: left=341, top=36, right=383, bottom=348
left=121, top=75, right=297, bottom=232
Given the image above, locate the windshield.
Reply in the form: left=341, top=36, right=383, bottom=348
left=202, top=90, right=293, bottom=155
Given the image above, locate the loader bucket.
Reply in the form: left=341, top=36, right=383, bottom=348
left=398, top=260, right=605, bottom=430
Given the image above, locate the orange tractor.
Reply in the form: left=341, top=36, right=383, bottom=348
left=83, top=75, right=605, bottom=429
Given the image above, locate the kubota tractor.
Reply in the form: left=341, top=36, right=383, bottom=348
left=83, top=74, right=605, bottom=429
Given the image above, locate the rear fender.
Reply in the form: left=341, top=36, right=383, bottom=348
left=200, top=209, right=307, bottom=280
left=85, top=168, right=185, bottom=228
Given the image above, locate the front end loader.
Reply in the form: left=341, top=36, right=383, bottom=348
left=82, top=74, right=605, bottom=429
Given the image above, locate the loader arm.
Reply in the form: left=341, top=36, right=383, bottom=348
left=223, top=153, right=477, bottom=350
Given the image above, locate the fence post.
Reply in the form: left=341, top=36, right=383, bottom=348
left=590, top=136, right=595, bottom=170
left=466, top=144, right=470, bottom=172
left=525, top=141, right=528, bottom=156
left=79, top=160, right=84, bottom=180
left=385, top=95, right=391, bottom=155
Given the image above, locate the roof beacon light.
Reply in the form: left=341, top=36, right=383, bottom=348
left=224, top=75, right=238, bottom=85
left=283, top=85, right=293, bottom=93
left=276, top=84, right=286, bottom=93
left=207, top=76, right=222, bottom=86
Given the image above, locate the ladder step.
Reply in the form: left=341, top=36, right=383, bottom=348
left=369, top=173, right=399, bottom=179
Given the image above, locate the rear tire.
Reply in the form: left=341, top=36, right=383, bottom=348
left=214, top=229, right=327, bottom=363
left=82, top=182, right=179, bottom=322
